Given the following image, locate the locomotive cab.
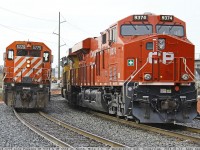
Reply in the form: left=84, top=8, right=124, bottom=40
left=3, top=41, right=53, bottom=109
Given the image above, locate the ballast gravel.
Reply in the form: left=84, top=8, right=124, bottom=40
left=20, top=113, right=106, bottom=147
left=0, top=103, right=55, bottom=147
left=1, top=95, right=200, bottom=147
left=44, top=96, right=200, bottom=147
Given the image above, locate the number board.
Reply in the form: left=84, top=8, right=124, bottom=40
left=133, top=15, right=148, bottom=21
left=32, top=45, right=42, bottom=50
left=16, top=44, right=26, bottom=49
left=160, top=15, right=174, bottom=22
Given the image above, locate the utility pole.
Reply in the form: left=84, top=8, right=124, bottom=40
left=53, top=12, right=66, bottom=80
left=58, top=12, right=60, bottom=80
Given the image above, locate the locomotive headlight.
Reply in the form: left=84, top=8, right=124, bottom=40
left=27, top=60, right=31, bottom=63
left=144, top=74, right=152, bottom=80
left=26, top=64, right=31, bottom=68
left=26, top=59, right=31, bottom=68
left=158, top=38, right=165, bottom=50
left=39, top=84, right=43, bottom=88
left=11, top=83, right=15, bottom=87
left=182, top=74, right=189, bottom=80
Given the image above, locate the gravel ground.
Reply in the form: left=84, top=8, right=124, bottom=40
left=20, top=113, right=106, bottom=147
left=0, top=104, right=55, bottom=147
left=179, top=119, right=200, bottom=129
left=44, top=96, right=200, bottom=147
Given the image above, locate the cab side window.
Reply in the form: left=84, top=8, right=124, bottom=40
left=110, top=27, right=117, bottom=42
left=7, top=49, right=14, bottom=60
left=102, top=33, right=106, bottom=44
left=43, top=52, right=49, bottom=62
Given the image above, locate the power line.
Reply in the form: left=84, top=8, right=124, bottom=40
left=60, top=14, right=91, bottom=34
left=0, top=23, right=28, bottom=36
left=0, top=23, right=57, bottom=45
left=5, top=25, right=54, bottom=35
left=0, top=6, right=57, bottom=22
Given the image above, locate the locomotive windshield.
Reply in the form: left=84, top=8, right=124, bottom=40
left=17, top=49, right=40, bottom=57
left=156, top=25, right=184, bottom=37
left=121, top=24, right=153, bottom=36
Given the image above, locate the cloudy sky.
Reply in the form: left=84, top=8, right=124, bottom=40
left=0, top=0, right=199, bottom=67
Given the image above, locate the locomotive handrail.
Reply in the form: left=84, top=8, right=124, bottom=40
left=124, top=58, right=138, bottom=99
left=124, top=56, right=198, bottom=99
left=181, top=57, right=196, bottom=81
left=125, top=58, right=149, bottom=99
left=181, top=57, right=199, bottom=89
left=3, top=67, right=14, bottom=80
left=3, top=66, right=51, bottom=83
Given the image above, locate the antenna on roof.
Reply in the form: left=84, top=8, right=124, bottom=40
left=144, top=12, right=155, bottom=15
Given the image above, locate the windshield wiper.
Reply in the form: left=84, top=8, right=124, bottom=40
left=169, top=22, right=177, bottom=32
left=157, top=22, right=165, bottom=31
left=129, top=21, right=136, bottom=30
left=142, top=21, right=149, bottom=30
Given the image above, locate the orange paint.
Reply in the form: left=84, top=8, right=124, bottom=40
left=198, top=97, right=200, bottom=114
left=3, top=41, right=52, bottom=84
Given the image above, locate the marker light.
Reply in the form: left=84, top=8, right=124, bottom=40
left=144, top=74, right=152, bottom=80
left=158, top=38, right=165, bottom=50
left=182, top=74, right=189, bottom=81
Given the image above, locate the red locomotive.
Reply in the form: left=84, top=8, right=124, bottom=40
left=61, top=13, right=197, bottom=123
left=3, top=41, right=53, bottom=109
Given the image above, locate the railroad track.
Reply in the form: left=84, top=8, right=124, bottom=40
left=13, top=109, right=72, bottom=148
left=172, top=124, right=200, bottom=134
left=14, top=109, right=129, bottom=148
left=39, top=111, right=129, bottom=148
left=195, top=116, right=200, bottom=120
left=90, top=111, right=200, bottom=145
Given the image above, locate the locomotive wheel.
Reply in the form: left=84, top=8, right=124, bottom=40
left=116, top=115, right=122, bottom=119
left=125, top=116, right=129, bottom=121
left=49, top=92, right=51, bottom=101
left=135, top=119, right=140, bottom=124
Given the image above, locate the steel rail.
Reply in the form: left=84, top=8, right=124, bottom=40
left=90, top=111, right=200, bottom=145
left=13, top=109, right=73, bottom=148
left=39, top=111, right=129, bottom=148
left=195, top=116, right=200, bottom=120
left=173, top=124, right=200, bottom=134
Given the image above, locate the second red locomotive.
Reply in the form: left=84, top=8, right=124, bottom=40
left=3, top=41, right=53, bottom=109
left=61, top=13, right=197, bottom=123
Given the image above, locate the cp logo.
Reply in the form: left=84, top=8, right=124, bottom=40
left=148, top=52, right=174, bottom=64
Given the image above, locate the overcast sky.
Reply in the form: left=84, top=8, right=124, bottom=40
left=0, top=0, right=199, bottom=67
